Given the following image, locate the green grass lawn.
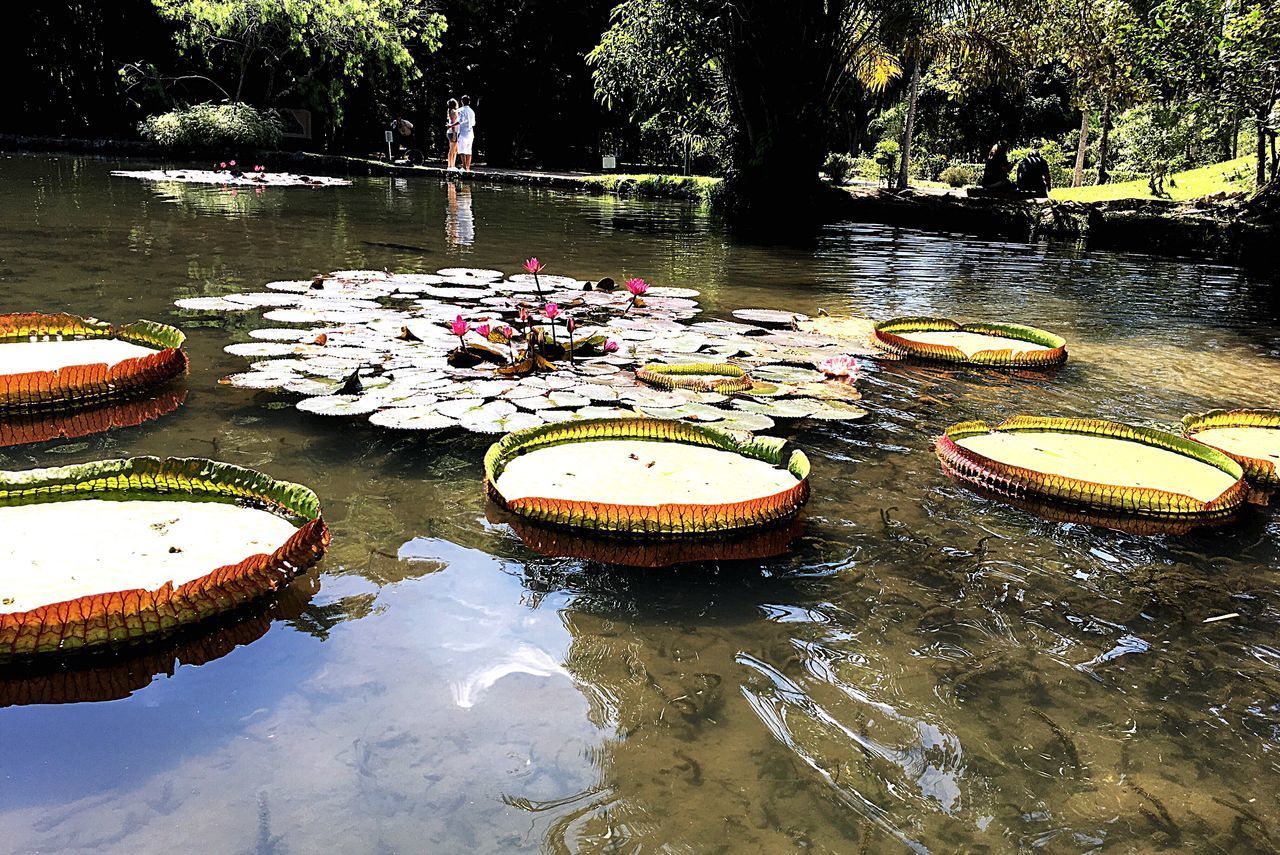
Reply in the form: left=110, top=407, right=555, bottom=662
left=1051, top=157, right=1256, bottom=203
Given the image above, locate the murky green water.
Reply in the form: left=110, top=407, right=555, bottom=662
left=1, top=153, right=1279, bottom=853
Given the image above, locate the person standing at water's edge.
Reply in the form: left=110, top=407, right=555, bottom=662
left=445, top=98, right=460, bottom=170
left=457, top=95, right=477, bottom=172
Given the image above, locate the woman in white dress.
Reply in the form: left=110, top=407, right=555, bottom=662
left=445, top=99, right=460, bottom=170
left=456, top=95, right=476, bottom=171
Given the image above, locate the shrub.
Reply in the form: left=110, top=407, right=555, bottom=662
left=823, top=152, right=858, bottom=184
left=140, top=103, right=283, bottom=150
left=939, top=165, right=973, bottom=187
left=873, top=139, right=900, bottom=184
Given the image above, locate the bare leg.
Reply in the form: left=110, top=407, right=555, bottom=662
left=462, top=154, right=472, bottom=172
left=447, top=141, right=457, bottom=170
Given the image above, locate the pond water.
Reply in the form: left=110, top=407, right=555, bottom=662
left=1, top=153, right=1279, bottom=853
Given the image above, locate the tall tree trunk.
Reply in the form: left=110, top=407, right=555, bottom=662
left=897, top=60, right=921, bottom=190
left=1259, top=108, right=1268, bottom=189
left=1097, top=93, right=1112, bottom=185
left=1072, top=108, right=1090, bottom=188
left=718, top=0, right=836, bottom=234
left=1230, top=108, right=1240, bottom=159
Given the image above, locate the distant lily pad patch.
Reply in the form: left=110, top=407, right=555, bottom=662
left=937, top=416, right=1247, bottom=528
left=0, top=457, right=329, bottom=661
left=0, top=313, right=187, bottom=413
left=873, top=316, right=1067, bottom=367
left=112, top=169, right=350, bottom=188
left=1183, top=409, right=1280, bottom=488
left=484, top=418, right=810, bottom=536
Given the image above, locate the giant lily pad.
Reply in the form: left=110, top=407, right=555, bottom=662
left=636, top=362, right=753, bottom=394
left=937, top=416, right=1247, bottom=526
left=0, top=457, right=328, bottom=660
left=0, top=313, right=187, bottom=414
left=1183, top=409, right=1280, bottom=488
left=873, top=316, right=1067, bottom=367
left=484, top=417, right=809, bottom=536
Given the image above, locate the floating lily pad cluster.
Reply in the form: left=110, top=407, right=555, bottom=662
left=180, top=266, right=871, bottom=435
left=113, top=169, right=350, bottom=188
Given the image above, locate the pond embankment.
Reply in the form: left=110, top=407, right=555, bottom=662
left=832, top=188, right=1279, bottom=271
left=4, top=134, right=1274, bottom=270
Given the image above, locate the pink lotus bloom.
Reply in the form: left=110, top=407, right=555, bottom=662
left=518, top=306, right=530, bottom=323
left=450, top=315, right=469, bottom=337
left=229, top=160, right=236, bottom=167
left=625, top=278, right=649, bottom=296
left=544, top=303, right=560, bottom=320
left=818, top=355, right=859, bottom=378
left=476, top=323, right=491, bottom=338
left=603, top=339, right=619, bottom=353
left=219, top=162, right=227, bottom=169
left=499, top=325, right=514, bottom=339
left=522, top=257, right=544, bottom=274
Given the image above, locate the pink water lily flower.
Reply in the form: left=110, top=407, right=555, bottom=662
left=566, top=317, right=576, bottom=333
left=518, top=306, right=530, bottom=323
left=625, top=277, right=649, bottom=296
left=229, top=160, right=236, bottom=167
left=219, top=161, right=227, bottom=169
left=544, top=303, right=560, bottom=320
left=498, top=325, right=514, bottom=339
left=523, top=257, right=545, bottom=274
left=476, top=323, right=491, bottom=338
left=450, top=315, right=470, bottom=348
left=603, top=339, right=619, bottom=354
left=818, top=355, right=859, bottom=378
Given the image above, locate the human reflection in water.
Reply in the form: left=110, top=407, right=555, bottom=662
left=446, top=180, right=474, bottom=249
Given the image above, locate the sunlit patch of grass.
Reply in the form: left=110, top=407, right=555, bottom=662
left=1051, top=157, right=1256, bottom=203
left=583, top=173, right=723, bottom=205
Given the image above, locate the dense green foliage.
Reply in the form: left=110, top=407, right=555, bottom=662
left=145, top=0, right=445, bottom=131
left=139, top=102, right=283, bottom=149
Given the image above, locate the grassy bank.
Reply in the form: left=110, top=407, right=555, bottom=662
left=1051, top=157, right=1255, bottom=203
left=582, top=173, right=723, bottom=205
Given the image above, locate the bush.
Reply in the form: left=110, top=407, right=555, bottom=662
left=140, top=103, right=283, bottom=150
left=939, top=165, right=973, bottom=187
left=823, top=152, right=858, bottom=184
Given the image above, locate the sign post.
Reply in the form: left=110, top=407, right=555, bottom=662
left=385, top=129, right=394, bottom=162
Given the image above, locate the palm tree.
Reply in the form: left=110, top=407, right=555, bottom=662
left=889, top=8, right=1018, bottom=189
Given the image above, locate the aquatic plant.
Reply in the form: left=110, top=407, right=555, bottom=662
left=184, top=265, right=874, bottom=435
left=872, top=316, right=1068, bottom=367
left=624, top=277, right=649, bottom=312
left=0, top=313, right=187, bottom=414
left=484, top=417, right=811, bottom=536
left=937, top=416, right=1247, bottom=526
left=1182, top=409, right=1280, bottom=488
left=523, top=257, right=546, bottom=296
left=0, top=457, right=328, bottom=660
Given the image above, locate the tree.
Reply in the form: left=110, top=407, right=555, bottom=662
left=149, top=0, right=446, bottom=131
left=588, top=0, right=917, bottom=230
left=1220, top=1, right=1280, bottom=188
left=888, top=3, right=1018, bottom=188
left=586, top=0, right=729, bottom=171
left=1033, top=0, right=1142, bottom=186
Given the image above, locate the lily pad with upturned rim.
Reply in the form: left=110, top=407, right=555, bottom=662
left=1183, top=409, right=1280, bottom=488
left=484, top=417, right=810, bottom=537
left=873, top=316, right=1067, bottom=367
left=0, top=457, right=328, bottom=660
left=937, top=415, right=1247, bottom=526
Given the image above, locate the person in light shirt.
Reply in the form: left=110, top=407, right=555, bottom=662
left=456, top=95, right=477, bottom=172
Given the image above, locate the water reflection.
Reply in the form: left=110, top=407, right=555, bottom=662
left=1, top=154, right=1279, bottom=853
left=447, top=181, right=475, bottom=249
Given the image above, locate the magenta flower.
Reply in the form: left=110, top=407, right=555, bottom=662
left=450, top=315, right=469, bottom=350
left=523, top=257, right=546, bottom=296
left=625, top=277, right=649, bottom=296
left=229, top=159, right=237, bottom=167
left=476, top=323, right=491, bottom=339
left=603, top=339, right=619, bottom=354
left=544, top=303, right=560, bottom=320
left=219, top=161, right=227, bottom=169
left=498, top=325, right=513, bottom=339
